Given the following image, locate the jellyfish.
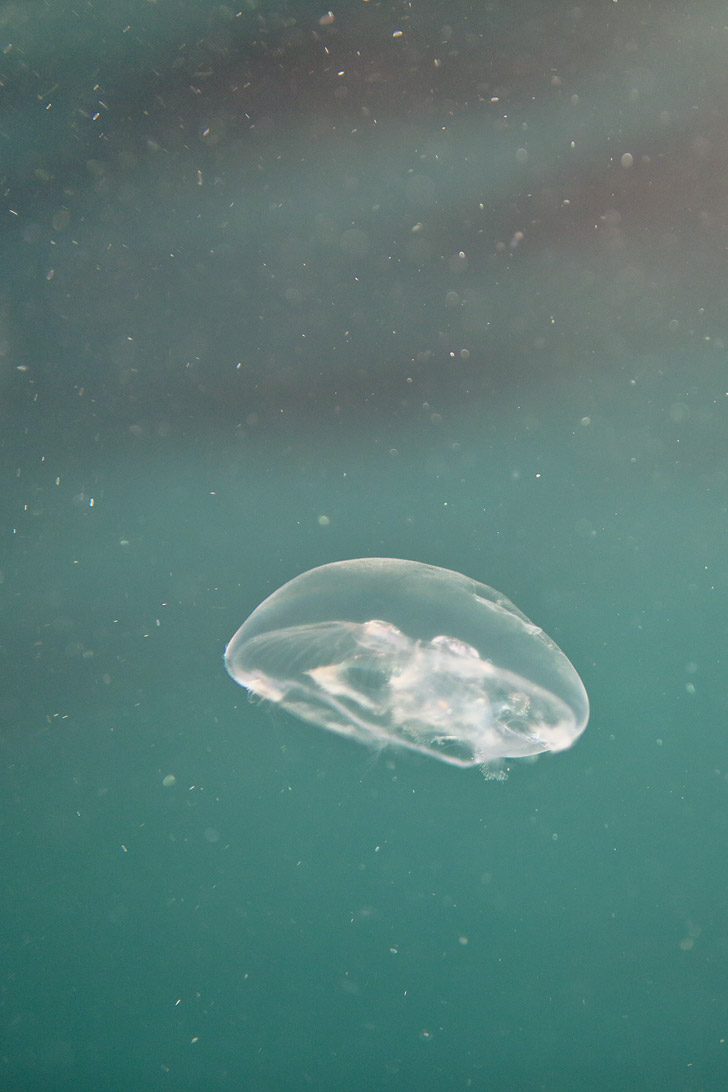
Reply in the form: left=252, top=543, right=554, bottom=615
left=224, top=558, right=589, bottom=769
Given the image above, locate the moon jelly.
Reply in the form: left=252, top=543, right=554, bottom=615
left=224, top=558, right=589, bottom=769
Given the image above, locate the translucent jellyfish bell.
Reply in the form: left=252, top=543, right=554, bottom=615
left=224, top=558, right=589, bottom=769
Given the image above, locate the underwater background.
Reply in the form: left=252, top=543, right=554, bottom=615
left=2, top=1, right=727, bottom=1089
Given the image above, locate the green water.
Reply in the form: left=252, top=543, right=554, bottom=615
left=3, top=420, right=725, bottom=1091
left=2, top=1, right=727, bottom=1089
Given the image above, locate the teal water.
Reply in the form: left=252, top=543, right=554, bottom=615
left=2, top=2, right=728, bottom=1090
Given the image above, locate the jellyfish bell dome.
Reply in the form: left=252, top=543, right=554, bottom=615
left=224, top=558, right=589, bottom=769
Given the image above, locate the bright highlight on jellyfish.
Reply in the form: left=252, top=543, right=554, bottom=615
left=224, top=558, right=589, bottom=770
